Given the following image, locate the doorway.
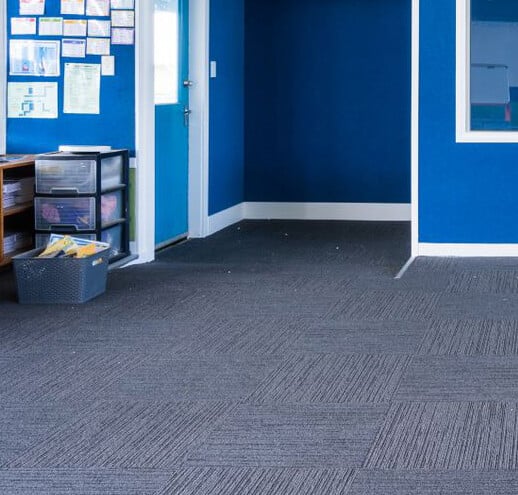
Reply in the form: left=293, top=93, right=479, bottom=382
left=154, top=0, right=190, bottom=248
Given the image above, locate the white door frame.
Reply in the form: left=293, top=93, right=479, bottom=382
left=0, top=0, right=6, bottom=155
left=135, top=0, right=210, bottom=264
left=411, top=0, right=419, bottom=257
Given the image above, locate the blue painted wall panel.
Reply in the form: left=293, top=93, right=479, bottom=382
left=245, top=0, right=411, bottom=204
left=420, top=0, right=518, bottom=243
left=209, top=0, right=245, bottom=215
left=6, top=0, right=135, bottom=155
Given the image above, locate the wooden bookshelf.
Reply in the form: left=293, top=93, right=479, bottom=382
left=0, top=156, right=35, bottom=267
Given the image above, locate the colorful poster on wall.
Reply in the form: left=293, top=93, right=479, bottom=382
left=64, top=63, right=101, bottom=114
left=20, top=0, right=45, bottom=15
left=61, top=0, right=85, bottom=15
left=9, top=40, right=60, bottom=77
left=8, top=82, right=58, bottom=119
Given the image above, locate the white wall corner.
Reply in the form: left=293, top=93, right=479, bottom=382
left=134, top=1, right=156, bottom=264
left=207, top=203, right=245, bottom=236
left=188, top=0, right=211, bottom=238
left=418, top=243, right=518, bottom=257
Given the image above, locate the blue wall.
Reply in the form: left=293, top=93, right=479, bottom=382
left=6, top=0, right=135, bottom=154
left=209, top=0, right=245, bottom=215
left=420, top=0, right=518, bottom=243
left=245, top=0, right=411, bottom=203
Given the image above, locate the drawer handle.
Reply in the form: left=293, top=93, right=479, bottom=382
left=49, top=225, right=79, bottom=232
left=50, top=187, right=81, bottom=193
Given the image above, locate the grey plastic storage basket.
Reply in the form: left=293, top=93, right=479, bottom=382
left=12, top=247, right=109, bottom=304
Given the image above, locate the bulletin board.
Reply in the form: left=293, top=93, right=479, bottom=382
left=6, top=0, right=136, bottom=155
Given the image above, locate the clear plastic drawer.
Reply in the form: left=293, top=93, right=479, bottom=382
left=101, top=224, right=124, bottom=258
left=101, top=155, right=124, bottom=190
left=35, top=159, right=97, bottom=194
left=35, top=197, right=96, bottom=231
left=101, top=190, right=124, bottom=226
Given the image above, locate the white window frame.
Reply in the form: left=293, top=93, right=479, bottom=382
left=0, top=0, right=6, bottom=154
left=456, top=0, right=518, bottom=142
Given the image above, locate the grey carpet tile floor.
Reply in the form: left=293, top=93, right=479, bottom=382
left=245, top=354, right=411, bottom=404
left=366, top=401, right=518, bottom=470
left=0, top=351, right=139, bottom=402
left=98, top=353, right=281, bottom=402
left=185, top=403, right=388, bottom=468
left=0, top=404, right=84, bottom=467
left=156, top=467, right=355, bottom=495
left=4, top=220, right=518, bottom=493
left=11, top=401, right=233, bottom=469
left=418, top=319, right=518, bottom=356
left=294, top=320, right=428, bottom=355
left=0, top=469, right=171, bottom=495
left=395, top=355, right=518, bottom=401
left=436, top=292, right=518, bottom=319
left=326, top=289, right=441, bottom=321
left=348, top=470, right=518, bottom=495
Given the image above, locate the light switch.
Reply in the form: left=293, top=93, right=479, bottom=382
left=210, top=61, right=217, bottom=78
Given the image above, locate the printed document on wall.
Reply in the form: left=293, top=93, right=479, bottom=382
left=86, top=0, right=110, bottom=16
left=111, top=0, right=133, bottom=8
left=11, top=17, right=37, bottom=35
left=8, top=82, right=58, bottom=119
left=39, top=17, right=63, bottom=36
left=62, top=39, right=86, bottom=58
left=20, top=0, right=45, bottom=15
left=61, top=0, right=85, bottom=15
left=64, top=63, right=101, bottom=114
left=10, top=40, right=60, bottom=77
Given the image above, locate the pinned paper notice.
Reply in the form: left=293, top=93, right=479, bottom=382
left=111, top=9, right=134, bottom=27
left=64, top=63, right=101, bottom=114
left=8, top=82, right=58, bottom=119
left=88, top=19, right=111, bottom=37
left=10, top=40, right=60, bottom=77
left=86, top=0, right=110, bottom=16
left=111, top=0, right=133, bottom=8
left=62, top=38, right=86, bottom=58
left=39, top=17, right=63, bottom=36
left=20, top=0, right=45, bottom=15
left=101, top=55, right=115, bottom=76
left=63, top=19, right=87, bottom=37
left=87, top=37, right=110, bottom=56
left=111, top=27, right=134, bottom=45
left=11, top=17, right=37, bottom=35
left=61, top=0, right=85, bottom=15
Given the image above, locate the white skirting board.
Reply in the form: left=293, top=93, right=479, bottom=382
left=207, top=202, right=411, bottom=236
left=207, top=203, right=245, bottom=236
left=418, top=243, right=518, bottom=257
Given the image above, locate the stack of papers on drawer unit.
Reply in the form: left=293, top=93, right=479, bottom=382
left=16, top=177, right=35, bottom=204
left=3, top=230, right=32, bottom=254
left=2, top=180, right=21, bottom=208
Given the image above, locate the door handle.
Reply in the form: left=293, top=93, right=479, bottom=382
left=183, top=106, right=192, bottom=127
